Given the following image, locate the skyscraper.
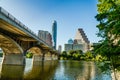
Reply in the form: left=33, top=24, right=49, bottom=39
left=52, top=20, right=57, bottom=49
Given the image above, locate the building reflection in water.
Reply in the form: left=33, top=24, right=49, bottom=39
left=53, top=61, right=96, bottom=80
left=75, top=61, right=96, bottom=80
left=52, top=61, right=111, bottom=80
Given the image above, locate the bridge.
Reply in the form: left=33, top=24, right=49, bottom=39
left=0, top=7, right=58, bottom=65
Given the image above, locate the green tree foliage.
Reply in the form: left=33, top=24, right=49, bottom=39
left=95, top=0, right=120, bottom=56
left=60, top=50, right=96, bottom=61
left=60, top=50, right=108, bottom=61
left=60, top=50, right=83, bottom=60
left=60, top=51, right=67, bottom=60
left=84, top=51, right=94, bottom=60
left=0, top=53, right=3, bottom=57
left=95, top=0, right=120, bottom=70
left=26, top=52, right=33, bottom=58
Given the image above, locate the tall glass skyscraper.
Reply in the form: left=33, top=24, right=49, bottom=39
left=52, top=20, right=57, bottom=49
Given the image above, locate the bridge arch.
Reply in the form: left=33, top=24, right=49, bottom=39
left=24, top=46, right=45, bottom=65
left=0, top=34, right=23, bottom=54
left=24, top=46, right=43, bottom=56
left=0, top=34, right=25, bottom=65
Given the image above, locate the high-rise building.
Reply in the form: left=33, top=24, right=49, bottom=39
left=52, top=20, right=57, bottom=49
left=46, top=33, right=53, bottom=46
left=64, top=28, right=90, bottom=52
left=38, top=30, right=53, bottom=46
left=38, top=30, right=47, bottom=41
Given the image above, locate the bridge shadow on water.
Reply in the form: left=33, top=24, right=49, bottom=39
left=0, top=60, right=58, bottom=80
left=0, top=65, right=24, bottom=80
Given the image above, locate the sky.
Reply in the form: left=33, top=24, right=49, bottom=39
left=0, top=0, right=101, bottom=50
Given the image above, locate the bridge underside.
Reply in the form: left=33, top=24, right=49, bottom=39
left=0, top=34, right=23, bottom=54
left=0, top=8, right=58, bottom=65
left=0, top=33, right=25, bottom=65
left=0, top=33, right=58, bottom=65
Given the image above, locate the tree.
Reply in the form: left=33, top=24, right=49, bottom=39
left=60, top=51, right=67, bottom=60
left=95, top=0, right=120, bottom=56
left=95, top=0, right=120, bottom=71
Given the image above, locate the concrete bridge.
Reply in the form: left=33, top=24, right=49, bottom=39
left=0, top=7, right=58, bottom=65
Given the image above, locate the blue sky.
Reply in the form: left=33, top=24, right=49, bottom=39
left=0, top=0, right=100, bottom=50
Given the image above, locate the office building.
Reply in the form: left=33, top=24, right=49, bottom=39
left=64, top=28, right=90, bottom=52
left=52, top=20, right=57, bottom=49
left=38, top=30, right=52, bottom=46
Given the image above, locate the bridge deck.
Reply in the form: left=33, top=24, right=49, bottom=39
left=0, top=7, right=56, bottom=51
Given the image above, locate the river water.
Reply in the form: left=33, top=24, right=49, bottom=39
left=0, top=58, right=112, bottom=80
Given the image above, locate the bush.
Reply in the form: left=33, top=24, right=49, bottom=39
left=26, top=52, right=33, bottom=58
left=0, top=53, right=3, bottom=57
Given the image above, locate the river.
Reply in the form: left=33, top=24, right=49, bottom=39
left=0, top=58, right=113, bottom=80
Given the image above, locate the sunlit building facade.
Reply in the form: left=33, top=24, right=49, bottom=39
left=38, top=30, right=53, bottom=46
left=64, top=28, right=90, bottom=52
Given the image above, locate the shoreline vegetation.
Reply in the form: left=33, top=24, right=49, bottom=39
left=59, top=49, right=120, bottom=79
left=59, top=50, right=108, bottom=62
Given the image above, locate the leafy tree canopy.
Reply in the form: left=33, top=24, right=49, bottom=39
left=95, top=0, right=120, bottom=57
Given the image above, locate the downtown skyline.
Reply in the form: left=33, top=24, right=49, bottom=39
left=0, top=0, right=101, bottom=50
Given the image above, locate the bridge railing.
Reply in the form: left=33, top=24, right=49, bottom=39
left=0, top=7, right=52, bottom=47
left=0, top=7, right=37, bottom=36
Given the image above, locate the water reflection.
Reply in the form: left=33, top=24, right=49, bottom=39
left=0, top=59, right=112, bottom=80
left=52, top=60, right=111, bottom=80
left=24, top=60, right=58, bottom=80
left=0, top=65, right=24, bottom=80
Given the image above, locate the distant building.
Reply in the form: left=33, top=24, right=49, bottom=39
left=64, top=42, right=84, bottom=52
left=58, top=45, right=62, bottom=53
left=68, top=38, right=74, bottom=44
left=64, top=28, right=90, bottom=52
left=38, top=30, right=47, bottom=41
left=52, top=20, right=57, bottom=49
left=74, top=28, right=90, bottom=52
left=46, top=33, right=53, bottom=46
left=38, top=30, right=53, bottom=46
left=64, top=44, right=73, bottom=51
left=73, top=44, right=84, bottom=51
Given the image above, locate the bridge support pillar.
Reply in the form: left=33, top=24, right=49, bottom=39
left=52, top=54, right=58, bottom=60
left=32, top=55, right=43, bottom=65
left=2, top=53, right=25, bottom=65
left=44, top=53, right=52, bottom=60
